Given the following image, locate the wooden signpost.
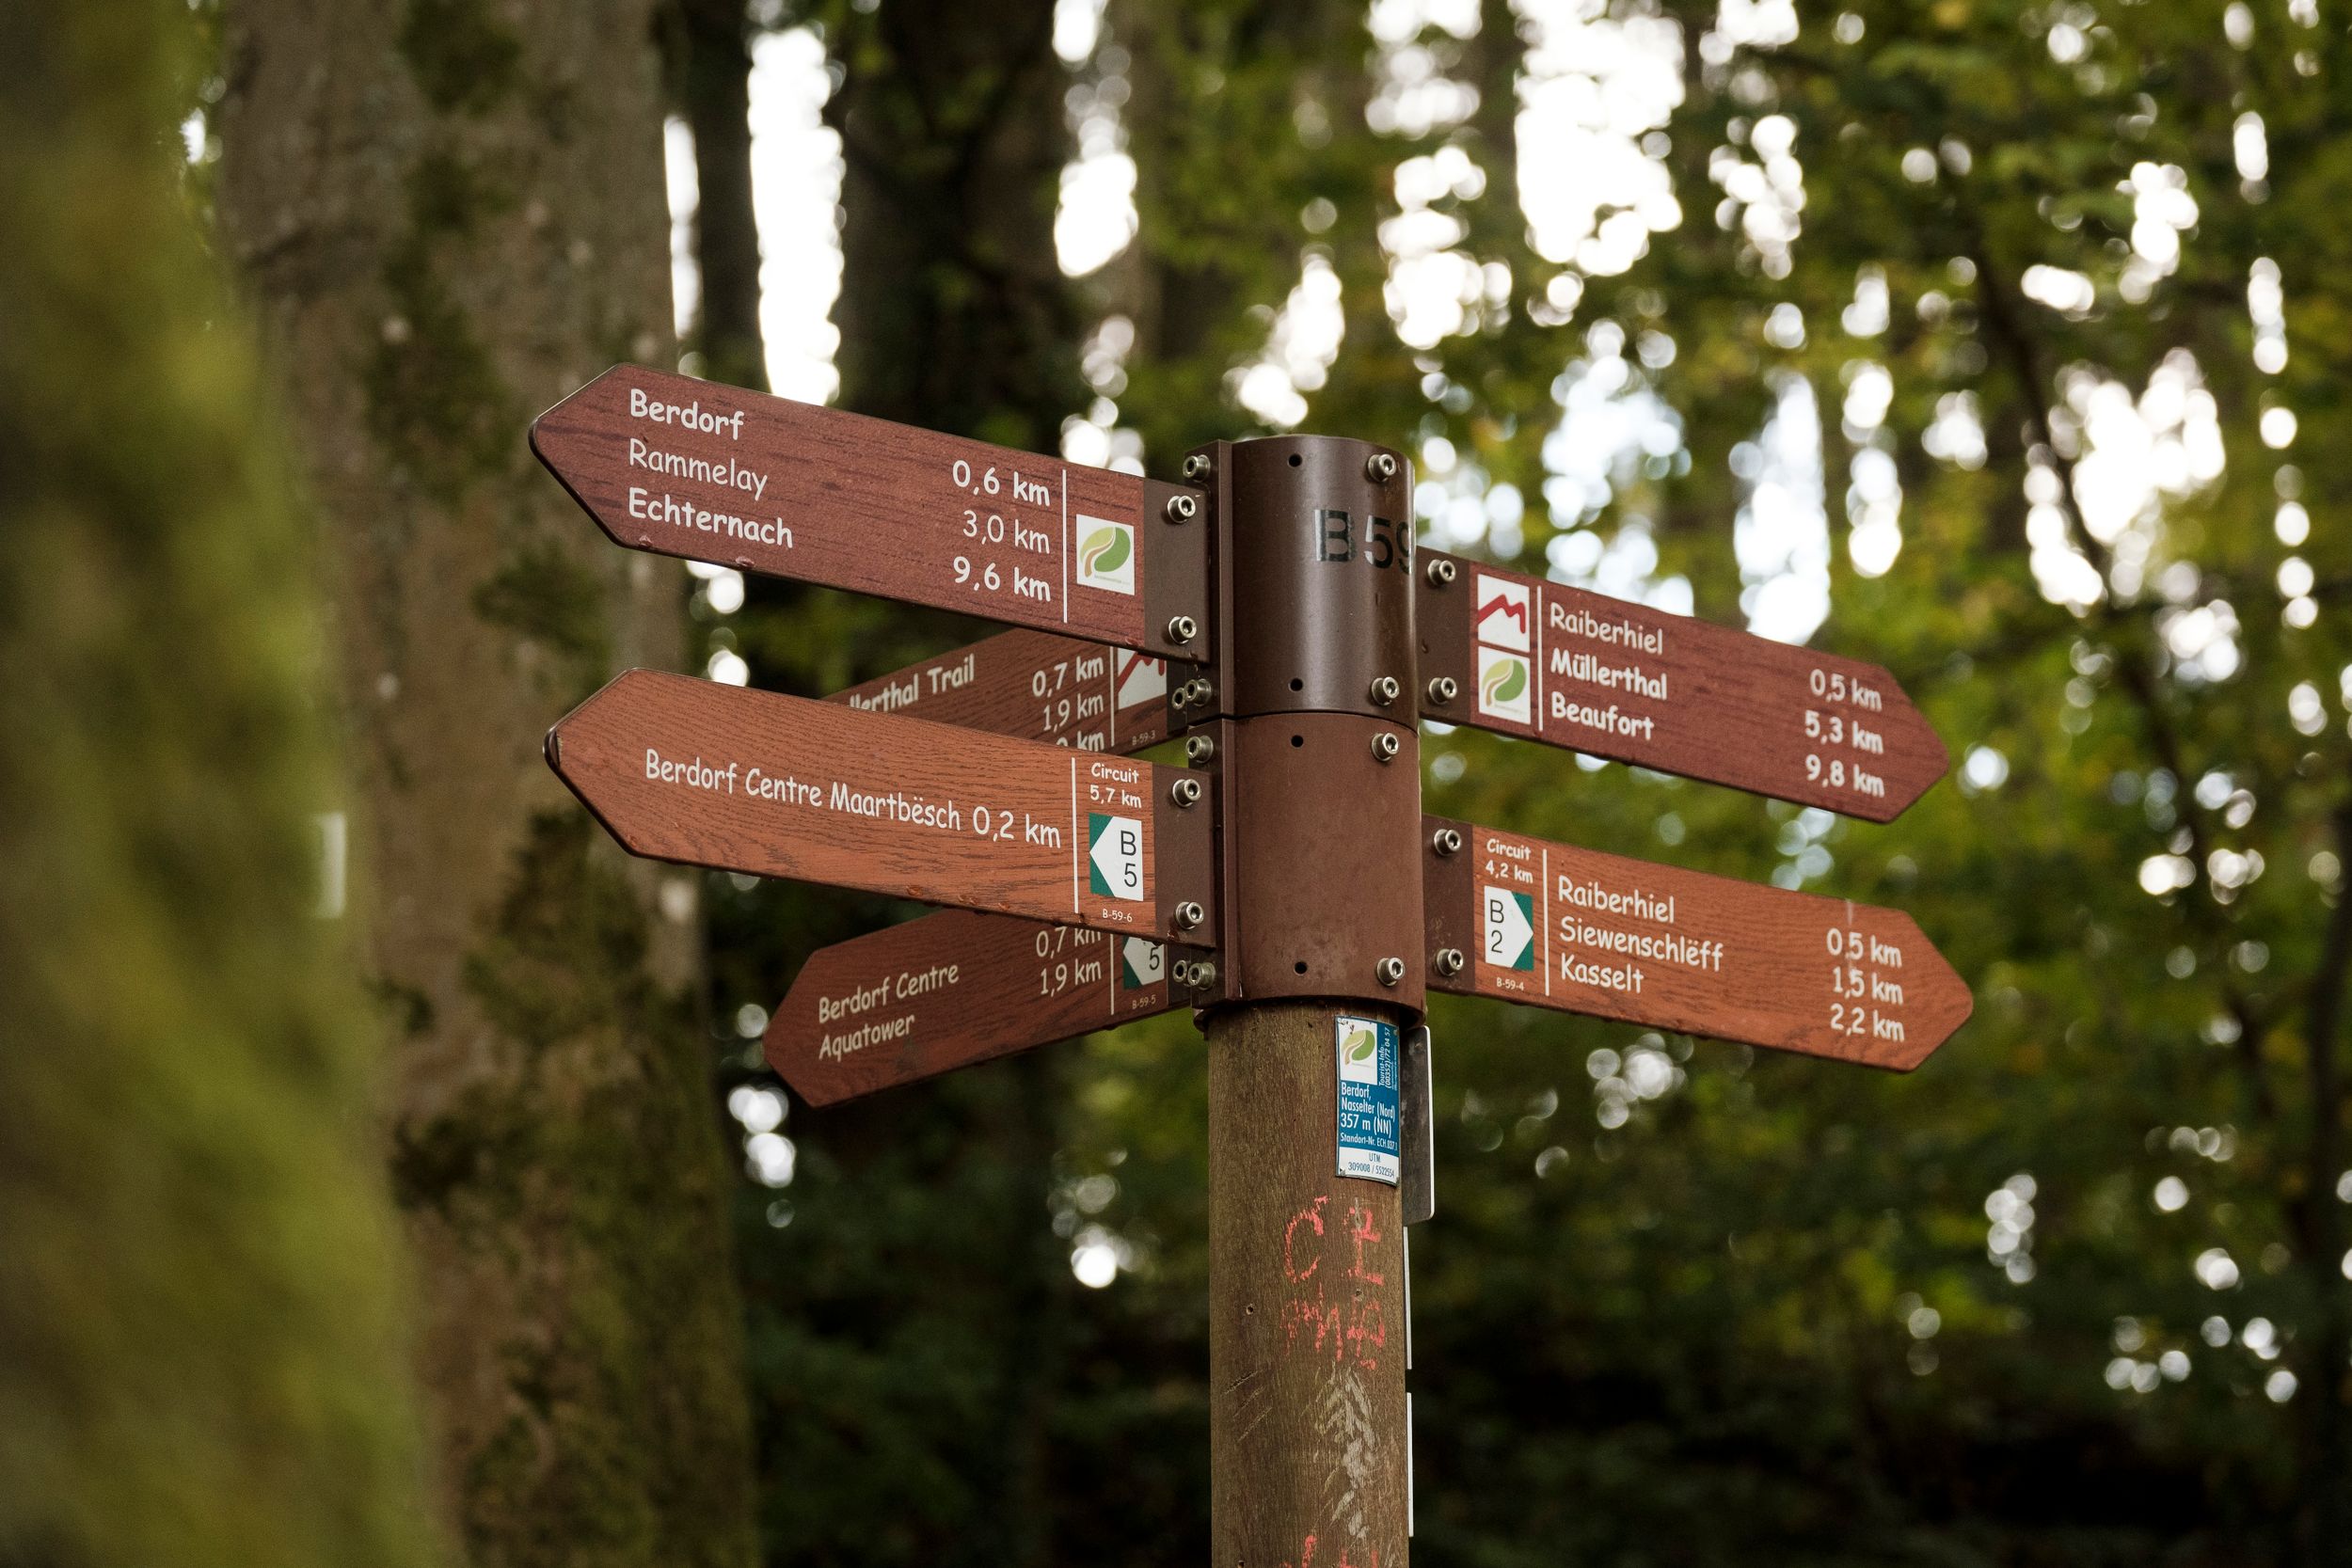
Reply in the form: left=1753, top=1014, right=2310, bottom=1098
left=1418, top=552, right=1947, bottom=820
left=546, top=670, right=1216, bottom=939
left=532, top=363, right=1210, bottom=658
left=531, top=368, right=1974, bottom=1566
left=766, top=910, right=1179, bottom=1106
left=1422, top=816, right=1968, bottom=1069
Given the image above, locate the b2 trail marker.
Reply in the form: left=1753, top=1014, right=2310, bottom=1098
left=532, top=369, right=1975, bottom=1566
left=532, top=364, right=1209, bottom=658
left=1418, top=551, right=1947, bottom=820
left=1422, top=816, right=1969, bottom=1068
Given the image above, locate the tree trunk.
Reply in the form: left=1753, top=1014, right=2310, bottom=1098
left=215, top=4, right=759, bottom=1565
left=0, top=6, right=440, bottom=1567
left=660, top=0, right=766, bottom=391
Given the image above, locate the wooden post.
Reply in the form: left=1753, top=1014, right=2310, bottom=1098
left=1210, top=1001, right=1411, bottom=1566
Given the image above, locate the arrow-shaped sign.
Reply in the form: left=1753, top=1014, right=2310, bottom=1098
left=767, top=910, right=1188, bottom=1105
left=1419, top=552, right=1947, bottom=821
left=532, top=364, right=1208, bottom=657
left=545, top=670, right=1216, bottom=939
left=828, top=627, right=1174, bottom=754
left=1423, top=815, right=1969, bottom=1068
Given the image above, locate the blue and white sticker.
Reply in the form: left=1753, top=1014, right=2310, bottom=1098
left=1335, top=1015, right=1402, bottom=1185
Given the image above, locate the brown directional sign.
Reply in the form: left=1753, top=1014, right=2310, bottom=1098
left=532, top=364, right=1207, bottom=657
left=829, top=628, right=1173, bottom=754
left=767, top=910, right=1184, bottom=1105
left=1419, top=552, right=1947, bottom=821
left=1423, top=816, right=1969, bottom=1068
left=545, top=670, right=1216, bottom=939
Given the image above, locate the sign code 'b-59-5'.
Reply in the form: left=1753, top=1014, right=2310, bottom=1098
left=532, top=364, right=1969, bottom=1114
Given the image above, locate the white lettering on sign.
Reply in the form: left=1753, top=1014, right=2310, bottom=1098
left=818, top=1014, right=914, bottom=1060
left=1548, top=695, right=1657, bottom=740
left=628, top=487, right=795, bottom=549
left=1548, top=599, right=1665, bottom=655
left=628, top=386, right=746, bottom=439
left=628, top=436, right=769, bottom=501
left=1824, top=921, right=1912, bottom=1046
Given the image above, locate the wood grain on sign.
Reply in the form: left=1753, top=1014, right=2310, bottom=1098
left=1424, top=816, right=1970, bottom=1068
left=767, top=910, right=1181, bottom=1105
left=1419, top=551, right=1947, bottom=821
left=827, top=628, right=1173, bottom=754
left=532, top=364, right=1203, bottom=655
left=546, top=671, right=1216, bottom=939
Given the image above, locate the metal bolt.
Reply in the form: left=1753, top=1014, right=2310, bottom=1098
left=1426, top=675, right=1457, bottom=705
left=1182, top=452, right=1212, bottom=483
left=1366, top=451, right=1400, bottom=483
left=1425, top=557, right=1457, bottom=588
left=1435, top=948, right=1465, bottom=977
left=1375, top=957, right=1406, bottom=987
left=1184, top=735, right=1216, bottom=766
left=1169, top=776, right=1203, bottom=808
left=1431, top=826, right=1464, bottom=857
left=1165, top=492, right=1199, bottom=524
left=1167, top=613, right=1199, bottom=644
left=1369, top=674, right=1401, bottom=706
left=1372, top=732, right=1402, bottom=764
left=1174, top=901, right=1205, bottom=931
left=1183, top=678, right=1215, bottom=706
left=1189, top=959, right=1218, bottom=990
left=1168, top=685, right=1189, bottom=710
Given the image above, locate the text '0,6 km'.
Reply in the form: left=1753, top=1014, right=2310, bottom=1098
left=1424, top=816, right=1971, bottom=1069
left=545, top=671, right=1216, bottom=940
left=1419, top=551, right=1947, bottom=821
left=531, top=364, right=1206, bottom=657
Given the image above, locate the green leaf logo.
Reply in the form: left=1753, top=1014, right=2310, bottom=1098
left=1344, top=1027, right=1375, bottom=1063
left=1482, top=657, right=1527, bottom=706
left=1081, top=525, right=1130, bottom=577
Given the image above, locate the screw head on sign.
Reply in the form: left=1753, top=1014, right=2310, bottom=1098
left=1366, top=451, right=1400, bottom=483
left=1184, top=735, right=1216, bottom=766
left=1372, top=732, right=1402, bottom=764
left=1182, top=452, right=1212, bottom=483
left=1167, top=613, right=1199, bottom=643
left=1175, top=901, right=1206, bottom=931
left=1165, top=492, right=1200, bottom=524
left=1432, top=826, right=1464, bottom=857
left=1169, top=776, right=1203, bottom=808
left=1191, top=959, right=1218, bottom=990
left=1375, top=957, right=1406, bottom=987
left=1435, top=947, right=1466, bottom=977
left=1184, top=678, right=1215, bottom=706
left=1369, top=674, right=1401, bottom=706
left=1425, top=557, right=1457, bottom=587
left=1426, top=675, right=1457, bottom=705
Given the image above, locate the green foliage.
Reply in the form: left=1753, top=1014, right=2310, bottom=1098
left=705, top=0, right=2352, bottom=1560
left=0, top=5, right=441, bottom=1566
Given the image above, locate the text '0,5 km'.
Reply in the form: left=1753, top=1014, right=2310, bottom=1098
left=530, top=364, right=1206, bottom=656
left=545, top=671, right=1217, bottom=940
left=1424, top=816, right=1971, bottom=1069
left=1420, top=551, right=1947, bottom=821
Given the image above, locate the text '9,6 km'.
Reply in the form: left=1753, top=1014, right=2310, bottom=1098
left=531, top=363, right=1170, bottom=651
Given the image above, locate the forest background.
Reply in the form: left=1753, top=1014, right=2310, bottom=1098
left=6, top=0, right=2350, bottom=1564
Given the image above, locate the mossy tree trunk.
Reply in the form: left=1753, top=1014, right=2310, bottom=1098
left=215, top=4, right=758, bottom=1564
left=0, top=5, right=441, bottom=1566
left=660, top=0, right=765, bottom=392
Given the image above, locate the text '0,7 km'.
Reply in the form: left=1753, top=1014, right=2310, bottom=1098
left=530, top=364, right=1208, bottom=658
left=545, top=671, right=1216, bottom=941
